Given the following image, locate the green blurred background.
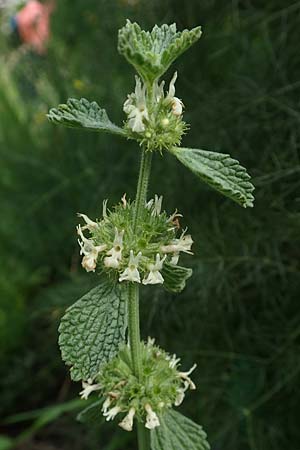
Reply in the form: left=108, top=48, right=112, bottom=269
left=0, top=0, right=299, bottom=449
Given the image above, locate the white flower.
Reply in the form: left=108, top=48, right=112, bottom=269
left=77, top=225, right=106, bottom=272
left=170, top=253, right=180, bottom=265
left=174, top=388, right=186, bottom=406
left=142, top=254, right=166, bottom=285
left=104, top=228, right=124, bottom=269
left=123, top=76, right=149, bottom=133
left=77, top=213, right=98, bottom=231
left=79, top=379, right=102, bottom=400
left=167, top=71, right=184, bottom=116
left=160, top=232, right=193, bottom=255
left=103, top=405, right=122, bottom=421
left=121, top=193, right=127, bottom=208
left=144, top=404, right=160, bottom=430
left=119, top=250, right=142, bottom=283
left=178, top=363, right=197, bottom=390
left=152, top=194, right=163, bottom=217
left=102, top=199, right=108, bottom=219
left=118, top=407, right=136, bottom=432
left=102, top=397, right=112, bottom=414
left=153, top=79, right=165, bottom=102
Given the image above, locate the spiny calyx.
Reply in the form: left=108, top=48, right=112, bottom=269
left=79, top=339, right=197, bottom=431
left=123, top=72, right=187, bottom=151
left=77, top=195, right=193, bottom=286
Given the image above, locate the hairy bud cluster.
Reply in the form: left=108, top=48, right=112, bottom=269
left=79, top=339, right=197, bottom=431
left=123, top=72, right=187, bottom=151
left=77, top=195, right=193, bottom=284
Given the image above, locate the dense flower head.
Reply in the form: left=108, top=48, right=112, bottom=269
left=77, top=195, right=193, bottom=284
left=79, top=339, right=197, bottom=431
left=123, top=72, right=188, bottom=151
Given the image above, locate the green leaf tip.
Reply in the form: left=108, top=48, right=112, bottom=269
left=171, top=147, right=255, bottom=208
left=151, top=409, right=210, bottom=450
left=58, top=280, right=127, bottom=381
left=118, top=20, right=202, bottom=83
left=47, top=98, right=125, bottom=136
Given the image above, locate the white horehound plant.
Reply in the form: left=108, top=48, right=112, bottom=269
left=48, top=20, right=255, bottom=450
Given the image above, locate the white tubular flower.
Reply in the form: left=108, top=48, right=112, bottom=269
left=153, top=79, right=165, bottom=102
left=167, top=71, right=184, bottom=116
left=152, top=194, right=163, bottom=217
left=174, top=388, right=185, bottom=406
left=79, top=379, right=102, bottom=400
left=119, top=250, right=142, bottom=283
left=77, top=213, right=98, bottom=231
left=118, top=407, right=136, bottom=432
left=160, top=233, right=193, bottom=255
left=170, top=253, right=180, bottom=265
left=77, top=225, right=106, bottom=272
left=103, top=405, right=122, bottom=421
left=142, top=254, right=166, bottom=285
left=144, top=404, right=160, bottom=430
left=123, top=76, right=149, bottom=133
left=102, top=397, right=112, bottom=414
left=178, top=363, right=197, bottom=390
left=104, top=228, right=124, bottom=269
left=102, top=199, right=108, bottom=218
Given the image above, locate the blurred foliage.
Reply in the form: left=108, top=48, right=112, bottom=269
left=0, top=0, right=299, bottom=449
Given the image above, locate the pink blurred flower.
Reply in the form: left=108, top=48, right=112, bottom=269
left=16, top=0, right=55, bottom=54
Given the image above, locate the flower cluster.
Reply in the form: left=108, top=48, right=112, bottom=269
left=77, top=195, right=193, bottom=284
left=79, top=339, right=197, bottom=431
left=123, top=72, right=187, bottom=151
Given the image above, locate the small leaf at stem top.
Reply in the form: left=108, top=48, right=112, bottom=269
left=118, top=20, right=202, bottom=84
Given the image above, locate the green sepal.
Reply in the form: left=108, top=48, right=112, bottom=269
left=151, top=409, right=210, bottom=450
left=171, top=147, right=255, bottom=208
left=118, top=20, right=202, bottom=84
left=47, top=98, right=125, bottom=136
left=58, top=280, right=127, bottom=381
left=162, top=262, right=193, bottom=293
left=77, top=399, right=104, bottom=424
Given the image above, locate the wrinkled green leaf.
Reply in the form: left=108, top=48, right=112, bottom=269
left=47, top=98, right=125, bottom=136
left=59, top=281, right=127, bottom=381
left=77, top=400, right=103, bottom=424
left=162, top=262, right=192, bottom=293
left=118, top=20, right=202, bottom=83
left=151, top=409, right=210, bottom=450
left=171, top=147, right=255, bottom=208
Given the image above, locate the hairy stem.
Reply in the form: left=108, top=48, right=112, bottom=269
left=128, top=148, right=152, bottom=450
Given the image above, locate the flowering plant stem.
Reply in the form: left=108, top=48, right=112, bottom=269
left=129, top=148, right=152, bottom=449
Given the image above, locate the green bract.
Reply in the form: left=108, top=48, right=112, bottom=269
left=118, top=20, right=202, bottom=84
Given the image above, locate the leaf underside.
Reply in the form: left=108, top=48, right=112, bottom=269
left=162, top=262, right=193, bottom=293
left=47, top=98, right=125, bottom=136
left=171, top=147, right=255, bottom=208
left=151, top=409, right=210, bottom=450
left=118, top=21, right=202, bottom=83
left=59, top=281, right=127, bottom=381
